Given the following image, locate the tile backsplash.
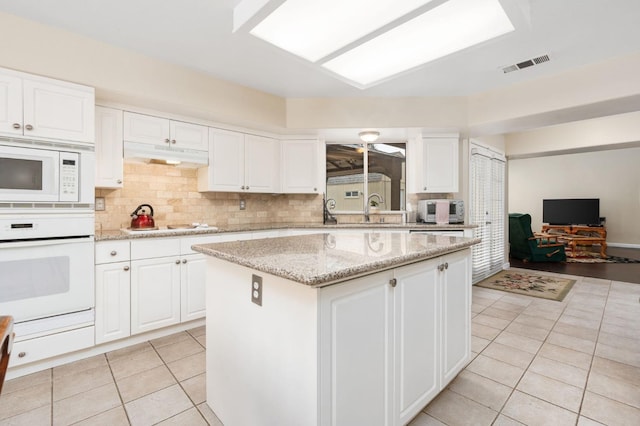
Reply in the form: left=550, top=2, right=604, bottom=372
left=95, top=163, right=323, bottom=231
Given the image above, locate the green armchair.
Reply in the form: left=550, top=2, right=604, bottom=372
left=509, top=213, right=566, bottom=262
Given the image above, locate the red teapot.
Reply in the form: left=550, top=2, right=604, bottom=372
left=130, top=204, right=155, bottom=229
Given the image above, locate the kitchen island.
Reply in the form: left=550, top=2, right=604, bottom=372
left=192, top=231, right=480, bottom=426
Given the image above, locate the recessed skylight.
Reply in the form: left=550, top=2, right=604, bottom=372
left=323, top=0, right=515, bottom=86
left=241, top=0, right=515, bottom=88
left=249, top=0, right=434, bottom=63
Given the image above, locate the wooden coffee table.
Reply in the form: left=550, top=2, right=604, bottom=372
left=555, top=234, right=608, bottom=258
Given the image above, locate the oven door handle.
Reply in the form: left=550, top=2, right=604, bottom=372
left=0, top=236, right=93, bottom=248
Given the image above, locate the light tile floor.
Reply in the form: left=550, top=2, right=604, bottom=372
left=1, top=268, right=639, bottom=425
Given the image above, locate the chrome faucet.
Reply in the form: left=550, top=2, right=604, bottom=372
left=365, top=193, right=384, bottom=222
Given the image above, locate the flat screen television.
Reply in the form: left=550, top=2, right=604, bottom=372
left=543, top=198, right=600, bottom=226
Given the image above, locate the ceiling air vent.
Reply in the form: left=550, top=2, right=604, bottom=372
left=502, top=54, right=550, bottom=73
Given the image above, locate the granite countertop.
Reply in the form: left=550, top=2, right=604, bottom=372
left=94, top=222, right=478, bottom=241
left=192, top=232, right=481, bottom=287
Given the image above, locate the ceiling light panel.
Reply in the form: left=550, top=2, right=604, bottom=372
left=323, top=0, right=515, bottom=86
left=249, top=0, right=434, bottom=63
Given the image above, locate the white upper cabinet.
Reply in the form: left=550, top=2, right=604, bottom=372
left=95, top=106, right=124, bottom=188
left=0, top=72, right=23, bottom=137
left=198, top=128, right=245, bottom=192
left=0, top=67, right=95, bottom=143
left=123, top=112, right=208, bottom=151
left=244, top=134, right=279, bottom=193
left=198, top=128, right=279, bottom=193
left=411, top=136, right=459, bottom=193
left=280, top=139, right=321, bottom=194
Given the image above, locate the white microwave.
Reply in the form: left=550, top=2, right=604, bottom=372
left=0, top=141, right=94, bottom=205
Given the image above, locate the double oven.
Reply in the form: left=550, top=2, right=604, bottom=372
left=0, top=137, right=95, bottom=338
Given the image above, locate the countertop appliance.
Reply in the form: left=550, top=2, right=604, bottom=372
left=417, top=199, right=465, bottom=224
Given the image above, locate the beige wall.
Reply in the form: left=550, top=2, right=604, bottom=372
left=0, top=12, right=286, bottom=131
left=508, top=147, right=640, bottom=245
left=95, top=163, right=322, bottom=232
left=286, top=97, right=468, bottom=130
left=505, top=111, right=640, bottom=157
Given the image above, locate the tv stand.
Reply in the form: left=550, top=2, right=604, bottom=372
left=541, top=225, right=607, bottom=258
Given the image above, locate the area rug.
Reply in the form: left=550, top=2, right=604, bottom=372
left=476, top=270, right=576, bottom=301
left=566, top=253, right=640, bottom=264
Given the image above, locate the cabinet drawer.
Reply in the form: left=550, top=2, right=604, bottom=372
left=96, top=241, right=131, bottom=264
left=131, top=238, right=181, bottom=260
left=10, top=326, right=94, bottom=367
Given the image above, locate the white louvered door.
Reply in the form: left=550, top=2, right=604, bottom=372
left=470, top=143, right=506, bottom=283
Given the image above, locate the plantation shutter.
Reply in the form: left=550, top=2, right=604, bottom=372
left=470, top=143, right=506, bottom=283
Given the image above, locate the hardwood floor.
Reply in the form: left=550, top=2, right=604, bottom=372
left=509, top=246, right=640, bottom=284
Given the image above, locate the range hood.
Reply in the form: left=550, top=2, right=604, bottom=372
left=123, top=141, right=208, bottom=168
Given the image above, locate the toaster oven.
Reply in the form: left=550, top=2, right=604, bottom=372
left=417, top=200, right=464, bottom=224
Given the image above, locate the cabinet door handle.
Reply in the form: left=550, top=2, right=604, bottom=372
left=438, top=264, right=445, bottom=272
left=18, top=351, right=26, bottom=358
left=246, top=186, right=249, bottom=190
left=12, top=123, right=21, bottom=129
left=175, top=259, right=181, bottom=265
left=241, top=185, right=245, bottom=190
left=313, top=187, right=317, bottom=191
left=423, top=187, right=427, bottom=191
left=182, top=259, right=187, bottom=264
left=123, top=266, right=130, bottom=271
left=171, top=139, right=176, bottom=144
left=165, top=138, right=170, bottom=144
left=389, top=278, right=397, bottom=288
left=444, top=262, right=449, bottom=270
left=110, top=250, right=117, bottom=256
left=25, top=124, right=33, bottom=131
left=117, top=179, right=122, bottom=184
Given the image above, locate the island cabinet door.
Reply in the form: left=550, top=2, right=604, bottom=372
left=440, top=249, right=471, bottom=384
left=319, top=270, right=395, bottom=426
left=392, top=259, right=441, bottom=425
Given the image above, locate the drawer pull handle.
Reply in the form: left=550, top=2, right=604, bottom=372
left=124, top=266, right=130, bottom=271
left=18, top=351, right=26, bottom=358
left=165, top=138, right=170, bottom=143
left=12, top=123, right=21, bottom=129
left=110, top=251, right=117, bottom=256
left=25, top=124, right=33, bottom=131
left=175, top=259, right=181, bottom=264
left=389, top=278, right=397, bottom=288
left=171, top=139, right=176, bottom=144
left=182, top=259, right=187, bottom=264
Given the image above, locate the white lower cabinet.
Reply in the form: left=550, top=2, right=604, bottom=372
left=95, top=261, right=131, bottom=344
left=95, top=236, right=213, bottom=343
left=319, top=270, right=395, bottom=425
left=393, top=261, right=440, bottom=425
left=319, top=248, right=470, bottom=426
left=95, top=241, right=131, bottom=344
left=180, top=253, right=207, bottom=322
left=131, top=256, right=182, bottom=334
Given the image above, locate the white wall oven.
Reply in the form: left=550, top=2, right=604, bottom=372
left=0, top=138, right=94, bottom=207
left=0, top=214, right=95, bottom=333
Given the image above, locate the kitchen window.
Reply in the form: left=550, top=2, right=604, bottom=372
left=326, top=142, right=406, bottom=212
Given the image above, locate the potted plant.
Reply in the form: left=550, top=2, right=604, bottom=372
left=369, top=199, right=380, bottom=213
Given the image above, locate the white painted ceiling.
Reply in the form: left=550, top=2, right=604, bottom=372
left=1, top=0, right=640, bottom=99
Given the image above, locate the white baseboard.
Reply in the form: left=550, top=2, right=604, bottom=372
left=6, top=318, right=205, bottom=380
left=608, top=242, right=640, bottom=249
